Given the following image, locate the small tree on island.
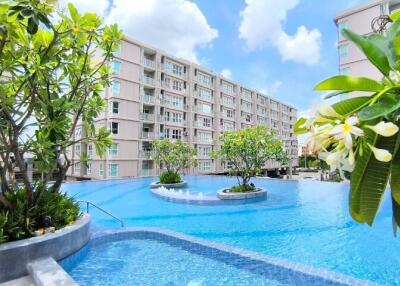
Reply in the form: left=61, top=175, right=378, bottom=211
left=212, top=126, right=287, bottom=192
left=152, top=139, right=197, bottom=184
left=0, top=0, right=122, bottom=242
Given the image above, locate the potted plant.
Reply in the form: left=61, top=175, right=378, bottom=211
left=212, top=126, right=287, bottom=199
left=150, top=139, right=197, bottom=188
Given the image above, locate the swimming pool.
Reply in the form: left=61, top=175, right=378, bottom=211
left=62, top=176, right=400, bottom=285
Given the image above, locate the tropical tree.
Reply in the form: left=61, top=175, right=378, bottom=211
left=212, top=126, right=287, bottom=192
left=295, top=12, right=400, bottom=234
left=151, top=139, right=197, bottom=184
left=0, top=0, right=122, bottom=241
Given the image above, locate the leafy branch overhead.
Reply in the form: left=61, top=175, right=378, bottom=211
left=294, top=12, right=400, bottom=235
left=0, top=0, right=122, bottom=209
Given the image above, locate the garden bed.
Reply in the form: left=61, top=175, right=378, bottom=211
left=150, top=181, right=187, bottom=189
left=0, top=214, right=90, bottom=283
left=217, top=188, right=267, bottom=200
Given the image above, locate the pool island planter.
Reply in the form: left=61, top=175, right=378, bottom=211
left=217, top=188, right=267, bottom=200
left=0, top=214, right=90, bottom=283
left=150, top=181, right=187, bottom=189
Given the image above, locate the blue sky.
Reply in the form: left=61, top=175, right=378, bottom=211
left=191, top=0, right=365, bottom=112
left=65, top=0, right=366, bottom=112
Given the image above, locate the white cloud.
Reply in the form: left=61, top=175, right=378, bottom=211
left=220, top=69, right=232, bottom=79
left=59, top=0, right=218, bottom=63
left=238, top=0, right=321, bottom=65
left=107, top=0, right=218, bottom=63
left=57, top=0, right=109, bottom=16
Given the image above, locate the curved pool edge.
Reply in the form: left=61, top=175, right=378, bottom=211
left=63, top=227, right=380, bottom=286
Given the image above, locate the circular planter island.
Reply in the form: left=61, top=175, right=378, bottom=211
left=217, top=188, right=267, bottom=200
left=150, top=181, right=187, bottom=189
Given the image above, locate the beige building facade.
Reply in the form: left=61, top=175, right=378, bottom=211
left=335, top=0, right=400, bottom=80
left=68, top=36, right=298, bottom=180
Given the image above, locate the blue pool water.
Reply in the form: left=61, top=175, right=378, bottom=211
left=62, top=176, right=400, bottom=285
left=62, top=238, right=289, bottom=286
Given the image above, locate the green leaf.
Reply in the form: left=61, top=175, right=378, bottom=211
left=342, top=28, right=391, bottom=76
left=390, top=125, right=400, bottom=235
left=68, top=3, right=79, bottom=23
left=314, top=75, right=383, bottom=92
left=390, top=10, right=400, bottom=22
left=358, top=94, right=400, bottom=121
left=294, top=117, right=308, bottom=134
left=331, top=96, right=371, bottom=116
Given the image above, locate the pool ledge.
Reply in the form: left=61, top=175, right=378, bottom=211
left=0, top=214, right=90, bottom=283
left=87, top=227, right=381, bottom=286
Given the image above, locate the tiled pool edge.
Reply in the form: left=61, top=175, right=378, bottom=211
left=63, top=227, right=381, bottom=286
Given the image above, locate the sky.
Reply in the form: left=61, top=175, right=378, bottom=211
left=60, top=0, right=366, bottom=113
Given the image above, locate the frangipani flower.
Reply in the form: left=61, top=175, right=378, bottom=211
left=368, top=144, right=393, bottom=162
left=319, top=147, right=355, bottom=174
left=366, top=122, right=399, bottom=137
left=328, top=117, right=364, bottom=149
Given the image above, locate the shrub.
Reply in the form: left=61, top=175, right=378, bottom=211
left=0, top=188, right=80, bottom=244
left=159, top=171, right=182, bottom=184
left=229, top=184, right=256, bottom=193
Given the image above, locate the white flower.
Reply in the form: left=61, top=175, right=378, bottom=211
left=368, top=144, right=393, bottom=162
left=328, top=117, right=364, bottom=149
left=319, top=148, right=355, bottom=174
left=389, top=70, right=400, bottom=83
left=366, top=122, right=399, bottom=137
left=315, top=105, right=341, bottom=123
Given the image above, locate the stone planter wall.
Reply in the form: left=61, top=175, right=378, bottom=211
left=150, top=181, right=187, bottom=189
left=217, top=188, right=267, bottom=200
left=0, top=214, right=90, bottom=283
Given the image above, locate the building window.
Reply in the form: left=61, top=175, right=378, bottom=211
left=99, top=163, right=104, bottom=176
left=198, top=161, right=212, bottom=171
left=166, top=60, right=183, bottom=76
left=109, top=122, right=119, bottom=134
left=112, top=61, right=121, bottom=74
left=112, top=81, right=121, bottom=94
left=86, top=162, right=92, bottom=175
left=202, top=117, right=211, bottom=127
left=75, top=145, right=81, bottom=156
left=108, top=164, right=119, bottom=177
left=198, top=146, right=212, bottom=156
left=222, top=82, right=233, bottom=94
left=339, top=44, right=348, bottom=59
left=197, top=72, right=212, bottom=86
left=198, top=103, right=212, bottom=114
left=338, top=20, right=348, bottom=32
left=87, top=144, right=93, bottom=158
left=172, top=80, right=183, bottom=91
left=110, top=101, right=119, bottom=114
left=108, top=143, right=118, bottom=156
left=74, top=162, right=80, bottom=174
left=74, top=127, right=81, bottom=138
left=226, top=109, right=233, bottom=118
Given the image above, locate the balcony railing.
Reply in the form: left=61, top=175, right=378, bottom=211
left=220, top=125, right=235, bottom=132
left=141, top=93, right=155, bottom=104
left=160, top=117, right=186, bottom=126
left=195, top=77, right=212, bottom=88
left=159, top=98, right=184, bottom=109
left=194, top=136, right=213, bottom=144
left=142, top=57, right=155, bottom=68
left=140, top=113, right=155, bottom=122
left=142, top=75, right=154, bottom=86
left=192, top=105, right=213, bottom=115
left=241, top=105, right=252, bottom=113
left=140, top=131, right=154, bottom=140
left=241, top=93, right=252, bottom=102
left=139, top=150, right=152, bottom=158
left=194, top=90, right=213, bottom=102
left=221, top=99, right=235, bottom=108
left=194, top=121, right=212, bottom=129
left=140, top=168, right=154, bottom=177
left=160, top=80, right=186, bottom=94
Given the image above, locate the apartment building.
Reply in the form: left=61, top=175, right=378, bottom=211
left=67, top=36, right=298, bottom=180
left=335, top=0, right=400, bottom=80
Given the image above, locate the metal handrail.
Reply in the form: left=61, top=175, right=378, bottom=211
left=78, top=200, right=124, bottom=227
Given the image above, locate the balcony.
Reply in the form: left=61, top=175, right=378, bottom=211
left=142, top=75, right=155, bottom=86
left=160, top=117, right=186, bottom=126
left=160, top=80, right=187, bottom=94
left=241, top=117, right=253, bottom=124
left=141, top=93, right=155, bottom=104
left=140, top=168, right=154, bottom=177
left=195, top=76, right=212, bottom=88
left=241, top=105, right=252, bottom=113
left=241, top=93, right=252, bottom=102
left=159, top=97, right=185, bottom=109
left=194, top=121, right=212, bottom=129
left=194, top=136, right=213, bottom=144
left=140, top=131, right=154, bottom=140
left=220, top=124, right=235, bottom=132
left=221, top=99, right=235, bottom=108
left=194, top=90, right=213, bottom=102
left=140, top=113, right=155, bottom=122
left=192, top=105, right=213, bottom=115
left=139, top=150, right=152, bottom=158
left=142, top=57, right=156, bottom=69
